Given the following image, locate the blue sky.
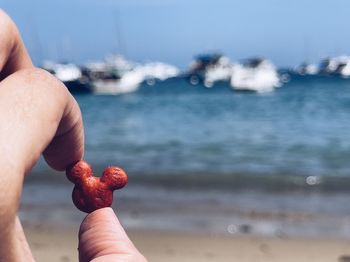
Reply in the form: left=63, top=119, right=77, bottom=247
left=1, top=0, right=350, bottom=68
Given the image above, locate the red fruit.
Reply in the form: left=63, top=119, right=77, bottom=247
left=66, top=160, right=128, bottom=213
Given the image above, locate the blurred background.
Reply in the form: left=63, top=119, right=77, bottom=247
left=3, top=0, right=350, bottom=261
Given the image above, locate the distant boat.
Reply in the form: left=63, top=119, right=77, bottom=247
left=86, top=55, right=180, bottom=95
left=42, top=61, right=91, bottom=94
left=295, top=62, right=318, bottom=75
left=288, top=57, right=350, bottom=81
left=91, top=70, right=143, bottom=95
left=318, top=56, right=350, bottom=77
left=134, top=62, right=180, bottom=85
left=230, top=58, right=281, bottom=92
left=186, top=53, right=233, bottom=87
left=84, top=55, right=137, bottom=95
left=335, top=61, right=350, bottom=78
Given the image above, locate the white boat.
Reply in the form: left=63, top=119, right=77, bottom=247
left=338, top=62, right=350, bottom=78
left=319, top=56, right=350, bottom=76
left=133, top=62, right=180, bottom=83
left=187, top=53, right=233, bottom=87
left=86, top=55, right=140, bottom=95
left=85, top=55, right=134, bottom=81
left=92, top=70, right=144, bottom=95
left=230, top=58, right=281, bottom=92
left=43, top=61, right=82, bottom=82
left=42, top=61, right=91, bottom=93
left=87, top=55, right=180, bottom=95
left=329, top=56, right=350, bottom=78
left=203, top=56, right=233, bottom=87
left=295, top=62, right=318, bottom=75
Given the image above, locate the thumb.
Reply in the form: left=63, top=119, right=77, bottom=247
left=78, top=208, right=146, bottom=262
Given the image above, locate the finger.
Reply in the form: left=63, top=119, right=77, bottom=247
left=43, top=92, right=85, bottom=171
left=0, top=216, right=35, bottom=262
left=0, top=68, right=84, bottom=260
left=0, top=9, right=33, bottom=80
left=0, top=68, right=84, bottom=173
left=14, top=216, right=35, bottom=262
left=79, top=208, right=146, bottom=262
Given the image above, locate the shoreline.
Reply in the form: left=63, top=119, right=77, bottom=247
left=24, top=224, right=350, bottom=262
left=20, top=182, right=350, bottom=239
left=20, top=181, right=350, bottom=261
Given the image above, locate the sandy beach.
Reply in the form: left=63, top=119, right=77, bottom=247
left=24, top=224, right=350, bottom=262
left=18, top=181, right=350, bottom=261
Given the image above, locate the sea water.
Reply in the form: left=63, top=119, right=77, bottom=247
left=22, top=76, right=350, bottom=238
left=81, top=77, right=350, bottom=184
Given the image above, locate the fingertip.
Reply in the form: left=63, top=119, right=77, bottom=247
left=79, top=207, right=117, bottom=235
left=78, top=208, right=143, bottom=262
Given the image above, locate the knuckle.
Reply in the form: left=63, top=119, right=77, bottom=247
left=17, top=67, right=65, bottom=89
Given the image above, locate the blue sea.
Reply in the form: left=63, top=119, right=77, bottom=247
left=22, top=76, right=350, bottom=238
left=79, top=76, right=350, bottom=187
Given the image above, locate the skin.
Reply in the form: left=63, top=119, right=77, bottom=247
left=0, top=9, right=146, bottom=262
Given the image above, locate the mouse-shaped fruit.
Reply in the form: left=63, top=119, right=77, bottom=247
left=66, top=160, right=128, bottom=213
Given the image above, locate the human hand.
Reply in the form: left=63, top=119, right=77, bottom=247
left=0, top=9, right=145, bottom=261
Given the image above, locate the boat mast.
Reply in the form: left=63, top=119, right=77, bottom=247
left=113, top=6, right=128, bottom=57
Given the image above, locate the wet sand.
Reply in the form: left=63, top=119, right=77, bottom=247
left=20, top=182, right=350, bottom=261
left=24, top=225, right=350, bottom=262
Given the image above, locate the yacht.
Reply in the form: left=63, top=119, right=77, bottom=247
left=85, top=55, right=138, bottom=95
left=186, top=53, right=233, bottom=87
left=133, top=62, right=180, bottom=85
left=230, top=58, right=281, bottom=92
left=318, top=56, right=350, bottom=76
left=335, top=62, right=350, bottom=78
left=87, top=55, right=180, bottom=95
left=42, top=61, right=91, bottom=93
left=295, top=62, right=318, bottom=75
